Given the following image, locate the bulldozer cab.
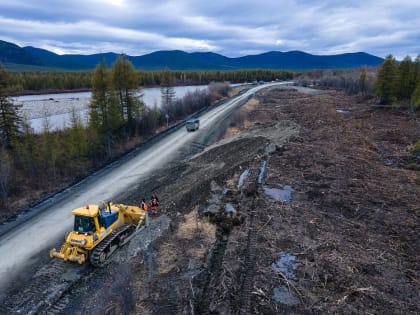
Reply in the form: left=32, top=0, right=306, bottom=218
left=72, top=204, right=121, bottom=233
left=74, top=215, right=96, bottom=233
left=71, top=204, right=115, bottom=234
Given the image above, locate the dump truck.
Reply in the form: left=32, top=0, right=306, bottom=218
left=50, top=202, right=146, bottom=267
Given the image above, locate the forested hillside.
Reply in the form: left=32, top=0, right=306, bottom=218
left=0, top=39, right=383, bottom=71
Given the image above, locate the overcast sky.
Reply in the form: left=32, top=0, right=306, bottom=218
left=0, top=0, right=419, bottom=59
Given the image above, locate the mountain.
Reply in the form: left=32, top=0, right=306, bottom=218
left=0, top=39, right=384, bottom=71
left=129, top=51, right=233, bottom=70
left=0, top=40, right=43, bottom=66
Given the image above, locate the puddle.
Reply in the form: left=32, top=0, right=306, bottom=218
left=272, top=286, right=300, bottom=305
left=336, top=109, right=350, bottom=113
left=237, top=169, right=250, bottom=189
left=271, top=252, right=301, bottom=305
left=264, top=185, right=294, bottom=202
left=271, top=251, right=300, bottom=280
left=225, top=203, right=236, bottom=214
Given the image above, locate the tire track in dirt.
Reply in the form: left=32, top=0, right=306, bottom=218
left=236, top=160, right=270, bottom=314
left=237, top=204, right=258, bottom=314
left=0, top=260, right=86, bottom=314
left=193, top=157, right=271, bottom=314
left=195, top=226, right=230, bottom=314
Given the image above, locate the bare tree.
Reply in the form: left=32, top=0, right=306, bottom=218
left=160, top=69, right=176, bottom=118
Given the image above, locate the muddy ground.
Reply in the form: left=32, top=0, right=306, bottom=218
left=84, top=87, right=420, bottom=314
left=2, top=87, right=419, bottom=314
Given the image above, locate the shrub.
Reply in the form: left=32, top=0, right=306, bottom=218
left=411, top=83, right=420, bottom=111
left=411, top=138, right=420, bottom=155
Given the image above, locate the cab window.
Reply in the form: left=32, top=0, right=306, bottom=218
left=74, top=215, right=95, bottom=233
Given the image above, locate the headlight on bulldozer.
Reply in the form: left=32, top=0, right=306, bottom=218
left=81, top=239, right=87, bottom=246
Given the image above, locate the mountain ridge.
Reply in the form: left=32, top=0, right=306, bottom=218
left=0, top=39, right=384, bottom=71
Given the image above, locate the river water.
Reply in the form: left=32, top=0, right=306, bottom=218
left=12, top=85, right=208, bottom=133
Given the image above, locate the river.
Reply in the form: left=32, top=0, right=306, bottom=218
left=12, top=85, right=208, bottom=133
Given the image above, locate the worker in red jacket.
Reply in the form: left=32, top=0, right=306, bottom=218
left=151, top=195, right=159, bottom=213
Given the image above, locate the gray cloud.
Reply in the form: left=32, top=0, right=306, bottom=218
left=0, top=0, right=419, bottom=59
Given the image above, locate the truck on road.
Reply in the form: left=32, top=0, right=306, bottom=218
left=186, top=118, right=200, bottom=131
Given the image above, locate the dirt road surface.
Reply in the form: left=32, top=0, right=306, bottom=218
left=1, top=86, right=419, bottom=314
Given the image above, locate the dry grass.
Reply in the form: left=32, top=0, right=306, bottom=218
left=224, top=98, right=260, bottom=138
left=156, top=242, right=179, bottom=274
left=176, top=207, right=216, bottom=240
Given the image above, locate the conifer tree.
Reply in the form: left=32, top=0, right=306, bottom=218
left=67, top=108, right=88, bottom=161
left=111, top=55, right=141, bottom=136
left=0, top=147, right=12, bottom=207
left=89, top=61, right=122, bottom=157
left=397, top=56, right=415, bottom=100
left=375, top=55, right=399, bottom=104
left=411, top=82, right=420, bottom=110
left=0, top=65, right=21, bottom=149
left=39, top=114, right=60, bottom=181
left=358, top=67, right=367, bottom=95
left=413, top=55, right=420, bottom=88
left=16, top=119, right=38, bottom=179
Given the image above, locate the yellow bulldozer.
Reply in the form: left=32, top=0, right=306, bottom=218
left=50, top=202, right=146, bottom=267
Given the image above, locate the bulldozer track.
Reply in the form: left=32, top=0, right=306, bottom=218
left=192, top=163, right=265, bottom=314
left=144, top=272, right=193, bottom=314
left=40, top=295, right=70, bottom=315
left=90, top=224, right=136, bottom=267
left=237, top=209, right=259, bottom=314
left=235, top=160, right=268, bottom=314
left=143, top=300, right=179, bottom=315
left=0, top=260, right=86, bottom=314
left=194, top=227, right=229, bottom=314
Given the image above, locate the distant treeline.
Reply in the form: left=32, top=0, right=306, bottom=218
left=7, top=69, right=296, bottom=93
left=295, top=68, right=377, bottom=95
left=295, top=54, right=420, bottom=155
left=296, top=54, right=420, bottom=109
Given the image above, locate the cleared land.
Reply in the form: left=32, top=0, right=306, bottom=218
left=1, top=87, right=419, bottom=314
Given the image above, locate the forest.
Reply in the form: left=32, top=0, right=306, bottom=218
left=7, top=68, right=295, bottom=94
left=0, top=54, right=419, bottom=220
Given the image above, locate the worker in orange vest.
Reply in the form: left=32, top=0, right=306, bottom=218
left=141, top=198, right=149, bottom=226
left=140, top=199, right=148, bottom=211
left=151, top=195, right=159, bottom=213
